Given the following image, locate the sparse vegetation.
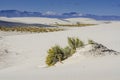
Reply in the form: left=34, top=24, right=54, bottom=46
left=46, top=38, right=119, bottom=67
left=55, top=23, right=96, bottom=27
left=63, top=46, right=75, bottom=58
left=88, top=39, right=95, bottom=44
left=46, top=37, right=84, bottom=67
left=0, top=26, right=63, bottom=33
left=46, top=45, right=64, bottom=66
left=68, top=37, right=84, bottom=50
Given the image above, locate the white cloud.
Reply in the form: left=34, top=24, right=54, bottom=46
left=43, top=11, right=57, bottom=15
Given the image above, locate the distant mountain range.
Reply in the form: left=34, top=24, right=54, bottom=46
left=0, top=10, right=120, bottom=20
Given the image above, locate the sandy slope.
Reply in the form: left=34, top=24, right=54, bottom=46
left=0, top=17, right=102, bottom=25
left=65, top=18, right=103, bottom=24
left=0, top=17, right=70, bottom=24
left=0, top=22, right=120, bottom=80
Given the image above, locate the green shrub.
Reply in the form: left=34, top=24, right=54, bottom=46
left=46, top=37, right=85, bottom=67
left=62, top=46, right=74, bottom=59
left=46, top=45, right=64, bottom=66
left=68, top=37, right=84, bottom=50
left=46, top=45, right=77, bottom=66
left=88, top=39, right=95, bottom=44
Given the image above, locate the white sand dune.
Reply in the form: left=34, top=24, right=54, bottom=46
left=0, top=17, right=103, bottom=25
left=11, top=17, right=71, bottom=24
left=0, top=17, right=70, bottom=24
left=0, top=21, right=120, bottom=80
left=65, top=18, right=103, bottom=24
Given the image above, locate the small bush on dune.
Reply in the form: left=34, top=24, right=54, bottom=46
left=88, top=39, right=95, bottom=44
left=63, top=46, right=75, bottom=59
left=46, top=45, right=77, bottom=66
left=45, top=37, right=85, bottom=67
left=68, top=37, right=84, bottom=50
left=46, top=45, right=64, bottom=66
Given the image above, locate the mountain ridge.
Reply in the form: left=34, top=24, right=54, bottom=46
left=0, top=10, right=120, bottom=20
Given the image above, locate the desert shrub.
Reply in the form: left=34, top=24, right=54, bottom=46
left=68, top=37, right=84, bottom=50
left=46, top=45, right=77, bottom=66
left=88, top=39, right=95, bottom=44
left=46, top=45, right=64, bottom=66
left=62, top=46, right=75, bottom=59
left=46, top=37, right=85, bottom=67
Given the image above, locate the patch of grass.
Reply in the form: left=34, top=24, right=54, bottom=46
left=54, top=23, right=96, bottom=27
left=0, top=26, right=63, bottom=33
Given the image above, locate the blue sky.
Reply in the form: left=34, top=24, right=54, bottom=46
left=0, top=0, right=120, bottom=15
